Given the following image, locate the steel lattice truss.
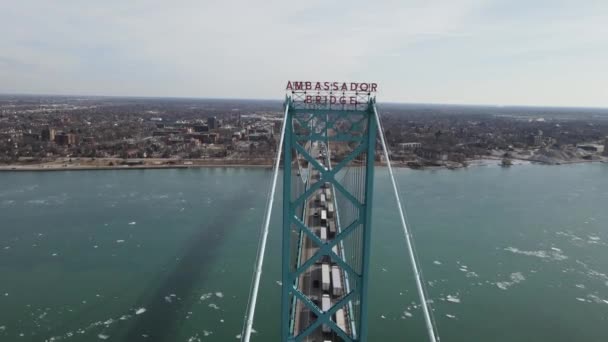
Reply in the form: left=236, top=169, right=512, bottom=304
left=281, top=97, right=378, bottom=342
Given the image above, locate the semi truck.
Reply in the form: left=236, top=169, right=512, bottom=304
left=331, top=265, right=343, bottom=296
left=322, top=294, right=331, bottom=333
left=321, top=263, right=330, bottom=292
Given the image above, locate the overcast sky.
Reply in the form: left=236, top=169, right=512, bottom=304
left=1, top=0, right=607, bottom=107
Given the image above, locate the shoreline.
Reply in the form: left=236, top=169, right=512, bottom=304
left=0, top=157, right=605, bottom=172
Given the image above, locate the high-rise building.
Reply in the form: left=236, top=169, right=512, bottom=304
left=207, top=116, right=217, bottom=130
left=41, top=127, right=56, bottom=142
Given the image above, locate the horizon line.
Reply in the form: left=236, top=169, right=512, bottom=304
left=1, top=91, right=607, bottom=111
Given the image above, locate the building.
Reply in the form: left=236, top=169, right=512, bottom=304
left=604, top=137, right=608, bottom=156
left=207, top=116, right=218, bottom=130
left=398, top=142, right=421, bottom=151
left=41, top=127, right=56, bottom=142
left=527, top=130, right=543, bottom=147
left=23, top=132, right=40, bottom=144
left=577, top=145, right=598, bottom=152
left=193, top=124, right=209, bottom=132
left=188, top=133, right=218, bottom=144
left=55, top=132, right=77, bottom=146
left=81, top=136, right=95, bottom=145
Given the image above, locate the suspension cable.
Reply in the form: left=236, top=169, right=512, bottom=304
left=373, top=104, right=440, bottom=342
left=241, top=104, right=289, bottom=342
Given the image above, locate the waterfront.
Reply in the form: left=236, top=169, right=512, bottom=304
left=1, top=164, right=608, bottom=341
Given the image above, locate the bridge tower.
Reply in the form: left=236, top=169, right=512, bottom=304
left=281, top=83, right=378, bottom=341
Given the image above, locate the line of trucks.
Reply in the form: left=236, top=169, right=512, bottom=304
left=314, top=182, right=347, bottom=337
left=309, top=143, right=348, bottom=339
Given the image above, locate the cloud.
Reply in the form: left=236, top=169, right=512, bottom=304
left=0, top=0, right=607, bottom=107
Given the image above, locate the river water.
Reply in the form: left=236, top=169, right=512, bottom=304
left=1, top=163, right=608, bottom=341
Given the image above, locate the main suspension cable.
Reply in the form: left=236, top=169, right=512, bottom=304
left=241, top=104, right=289, bottom=342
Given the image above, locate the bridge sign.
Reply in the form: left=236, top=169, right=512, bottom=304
left=286, top=81, right=377, bottom=110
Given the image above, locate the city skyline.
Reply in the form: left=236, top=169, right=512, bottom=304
left=1, top=0, right=608, bottom=107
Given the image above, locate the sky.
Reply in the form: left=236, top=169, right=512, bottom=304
left=1, top=0, right=607, bottom=107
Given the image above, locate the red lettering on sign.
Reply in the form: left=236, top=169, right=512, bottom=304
left=286, top=81, right=378, bottom=95
left=304, top=95, right=312, bottom=103
left=350, top=97, right=357, bottom=105
left=339, top=96, right=346, bottom=104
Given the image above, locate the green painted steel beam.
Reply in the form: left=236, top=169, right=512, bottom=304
left=281, top=98, right=377, bottom=341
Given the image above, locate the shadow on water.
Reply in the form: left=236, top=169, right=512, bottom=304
left=120, top=193, right=256, bottom=342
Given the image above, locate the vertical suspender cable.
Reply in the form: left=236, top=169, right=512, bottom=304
left=241, top=104, right=289, bottom=342
left=373, top=105, right=439, bottom=342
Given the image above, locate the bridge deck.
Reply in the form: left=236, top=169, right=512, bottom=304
left=293, top=142, right=352, bottom=341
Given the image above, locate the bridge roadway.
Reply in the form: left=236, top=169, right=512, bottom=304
left=293, top=142, right=351, bottom=341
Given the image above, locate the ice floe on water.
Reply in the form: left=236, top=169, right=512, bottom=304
left=44, top=309, right=141, bottom=341
left=496, top=272, right=526, bottom=290
left=208, top=303, right=220, bottom=310
left=504, top=247, right=567, bottom=261
left=116, top=240, right=125, bottom=243
left=0, top=325, right=6, bottom=331
left=276, top=280, right=282, bottom=286
left=0, top=200, right=15, bottom=207
left=135, top=308, right=146, bottom=315
left=128, top=221, right=137, bottom=225
left=446, top=295, right=461, bottom=303
left=402, top=311, right=413, bottom=319
left=445, top=314, right=456, bottom=319
left=556, top=231, right=584, bottom=242
left=575, top=284, right=586, bottom=289
left=27, top=199, right=48, bottom=205
left=586, top=294, right=608, bottom=304
left=456, top=264, right=479, bottom=278
left=215, top=292, right=224, bottom=298
left=187, top=334, right=202, bottom=342
left=200, top=293, right=213, bottom=301
left=433, top=260, right=442, bottom=265
left=576, top=260, right=608, bottom=285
